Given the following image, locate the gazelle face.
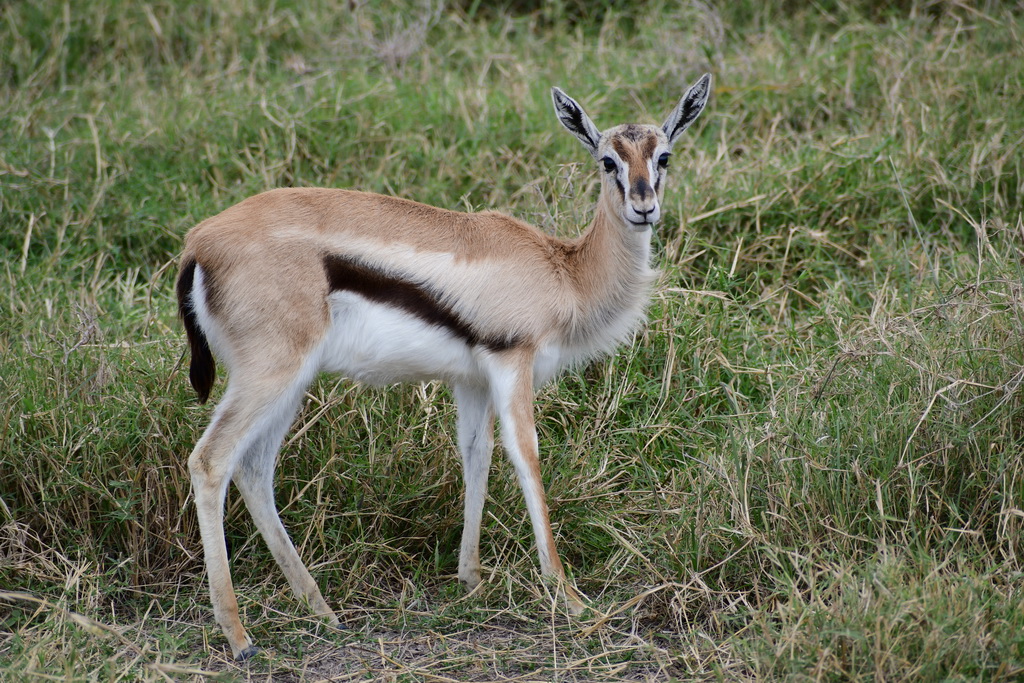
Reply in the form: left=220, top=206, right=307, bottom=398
left=595, top=124, right=672, bottom=230
left=551, top=74, right=711, bottom=231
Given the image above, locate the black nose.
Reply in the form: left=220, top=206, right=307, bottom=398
left=630, top=177, right=653, bottom=201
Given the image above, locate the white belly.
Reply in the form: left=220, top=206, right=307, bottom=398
left=318, top=292, right=482, bottom=386
left=316, top=291, right=584, bottom=391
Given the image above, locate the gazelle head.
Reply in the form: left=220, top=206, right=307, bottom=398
left=551, top=74, right=711, bottom=230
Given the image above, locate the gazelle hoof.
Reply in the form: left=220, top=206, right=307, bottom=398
left=562, top=586, right=588, bottom=616
left=459, top=571, right=482, bottom=591
left=235, top=645, right=259, bottom=662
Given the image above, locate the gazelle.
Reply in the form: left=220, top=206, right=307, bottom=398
left=176, top=75, right=710, bottom=660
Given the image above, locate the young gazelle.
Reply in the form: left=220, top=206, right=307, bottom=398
left=176, top=75, right=710, bottom=660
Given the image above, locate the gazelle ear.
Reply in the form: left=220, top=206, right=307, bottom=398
left=551, top=87, right=602, bottom=157
left=662, top=73, right=712, bottom=146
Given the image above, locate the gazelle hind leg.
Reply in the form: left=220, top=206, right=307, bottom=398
left=190, top=364, right=323, bottom=660
left=232, top=378, right=338, bottom=625
left=189, top=385, right=268, bottom=660
left=454, top=383, right=495, bottom=590
left=484, top=353, right=586, bottom=614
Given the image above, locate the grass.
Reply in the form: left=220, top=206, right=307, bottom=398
left=2, top=0, right=1023, bottom=679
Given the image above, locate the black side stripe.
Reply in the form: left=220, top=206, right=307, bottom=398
left=322, top=254, right=518, bottom=353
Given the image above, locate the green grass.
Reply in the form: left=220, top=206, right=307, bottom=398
left=2, top=0, right=1023, bottom=680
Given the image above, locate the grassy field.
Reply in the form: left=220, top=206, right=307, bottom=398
left=2, top=0, right=1023, bottom=680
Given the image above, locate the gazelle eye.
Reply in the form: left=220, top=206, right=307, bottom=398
left=658, top=152, right=671, bottom=168
left=601, top=157, right=617, bottom=173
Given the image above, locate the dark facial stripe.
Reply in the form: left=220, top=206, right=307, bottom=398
left=322, top=254, right=517, bottom=353
left=613, top=175, right=626, bottom=196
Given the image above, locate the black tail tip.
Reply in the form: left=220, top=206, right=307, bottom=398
left=189, top=357, right=215, bottom=404
left=177, top=258, right=217, bottom=403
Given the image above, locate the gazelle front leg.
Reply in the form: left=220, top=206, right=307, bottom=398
left=454, top=383, right=495, bottom=590
left=484, top=351, right=586, bottom=614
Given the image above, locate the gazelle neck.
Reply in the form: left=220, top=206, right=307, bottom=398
left=560, top=191, right=657, bottom=353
